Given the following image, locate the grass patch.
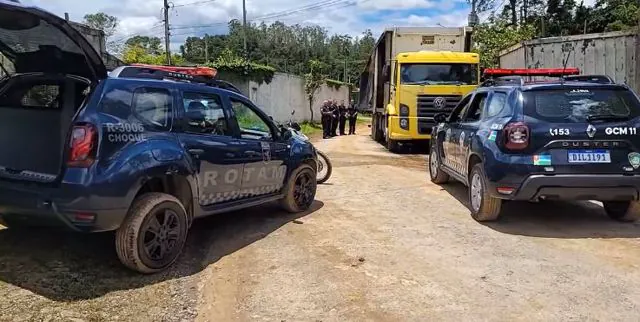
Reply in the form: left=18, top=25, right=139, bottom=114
left=299, top=121, right=322, bottom=136
left=357, top=114, right=372, bottom=124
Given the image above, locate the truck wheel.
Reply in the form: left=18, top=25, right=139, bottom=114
left=429, top=149, right=449, bottom=184
left=116, top=193, right=189, bottom=274
left=603, top=201, right=640, bottom=222
left=280, top=164, right=317, bottom=213
left=386, top=138, right=399, bottom=152
left=469, top=164, right=502, bottom=222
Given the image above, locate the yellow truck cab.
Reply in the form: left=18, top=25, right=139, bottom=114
left=385, top=51, right=480, bottom=149
left=359, top=27, right=480, bottom=152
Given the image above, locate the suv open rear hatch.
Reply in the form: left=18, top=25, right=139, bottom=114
left=0, top=1, right=107, bottom=183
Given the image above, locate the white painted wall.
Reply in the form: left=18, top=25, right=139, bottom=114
left=242, top=72, right=350, bottom=123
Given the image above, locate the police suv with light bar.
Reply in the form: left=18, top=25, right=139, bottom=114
left=0, top=1, right=319, bottom=274
left=429, top=67, right=640, bottom=222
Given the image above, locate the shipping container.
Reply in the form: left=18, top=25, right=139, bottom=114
left=499, top=31, right=640, bottom=93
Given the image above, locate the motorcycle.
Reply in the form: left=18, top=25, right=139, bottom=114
left=279, top=110, right=333, bottom=184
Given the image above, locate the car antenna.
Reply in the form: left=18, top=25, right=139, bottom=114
left=560, top=43, right=574, bottom=85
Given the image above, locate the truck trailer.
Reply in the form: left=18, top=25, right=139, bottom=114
left=359, top=27, right=479, bottom=151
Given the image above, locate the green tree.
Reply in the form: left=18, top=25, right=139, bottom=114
left=304, top=60, right=327, bottom=122
left=83, top=12, right=119, bottom=52
left=473, top=18, right=536, bottom=68
left=125, top=36, right=163, bottom=55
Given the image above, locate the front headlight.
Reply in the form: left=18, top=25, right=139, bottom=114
left=399, top=104, right=409, bottom=116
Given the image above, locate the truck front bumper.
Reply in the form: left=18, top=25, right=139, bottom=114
left=488, top=174, right=640, bottom=202
left=387, top=116, right=433, bottom=140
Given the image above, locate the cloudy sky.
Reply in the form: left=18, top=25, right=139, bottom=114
left=22, top=0, right=480, bottom=50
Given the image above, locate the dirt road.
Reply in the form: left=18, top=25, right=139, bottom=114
left=3, top=127, right=640, bottom=321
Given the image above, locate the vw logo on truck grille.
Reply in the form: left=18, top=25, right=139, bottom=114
left=433, top=97, right=447, bottom=109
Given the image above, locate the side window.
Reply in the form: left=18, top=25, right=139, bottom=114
left=183, top=92, right=231, bottom=136
left=449, top=94, right=472, bottom=122
left=229, top=98, right=272, bottom=140
left=462, top=92, right=489, bottom=122
left=132, top=87, right=172, bottom=129
left=484, top=92, right=507, bottom=119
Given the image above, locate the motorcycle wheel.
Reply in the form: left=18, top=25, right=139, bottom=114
left=316, top=150, right=332, bottom=184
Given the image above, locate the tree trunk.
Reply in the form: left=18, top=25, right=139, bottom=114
left=308, top=97, right=314, bottom=123
left=510, top=0, right=518, bottom=26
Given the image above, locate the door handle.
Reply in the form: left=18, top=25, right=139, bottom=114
left=188, top=148, right=205, bottom=156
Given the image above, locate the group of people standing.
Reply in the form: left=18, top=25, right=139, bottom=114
left=320, top=99, right=358, bottom=139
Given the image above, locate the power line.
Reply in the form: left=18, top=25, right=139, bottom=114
left=111, top=23, right=164, bottom=44
left=173, top=0, right=216, bottom=8
left=171, top=0, right=353, bottom=30
left=480, top=0, right=508, bottom=24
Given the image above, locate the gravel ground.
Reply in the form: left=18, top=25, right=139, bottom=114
left=3, top=125, right=640, bottom=321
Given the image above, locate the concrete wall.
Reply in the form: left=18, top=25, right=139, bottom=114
left=69, top=20, right=124, bottom=70
left=225, top=72, right=350, bottom=123
left=499, top=31, right=640, bottom=93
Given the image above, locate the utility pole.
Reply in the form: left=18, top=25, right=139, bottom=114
left=242, top=0, right=247, bottom=58
left=163, top=0, right=171, bottom=65
left=204, top=34, right=208, bottom=63
left=344, top=58, right=347, bottom=83
left=468, top=0, right=479, bottom=27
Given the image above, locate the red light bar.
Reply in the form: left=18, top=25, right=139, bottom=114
left=131, top=64, right=217, bottom=78
left=484, top=68, right=580, bottom=77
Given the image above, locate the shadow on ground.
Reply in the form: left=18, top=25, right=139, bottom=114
left=0, top=200, right=324, bottom=302
left=440, top=182, right=640, bottom=239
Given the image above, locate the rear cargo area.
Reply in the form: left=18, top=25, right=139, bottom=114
left=0, top=76, right=87, bottom=178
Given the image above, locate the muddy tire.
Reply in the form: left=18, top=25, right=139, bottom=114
left=280, top=164, right=317, bottom=213
left=469, top=164, right=502, bottom=222
left=603, top=201, right=640, bottom=222
left=429, top=148, right=449, bottom=184
left=116, top=193, right=189, bottom=274
left=386, top=138, right=399, bottom=153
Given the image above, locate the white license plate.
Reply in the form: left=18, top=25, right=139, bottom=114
left=568, top=150, right=611, bottom=163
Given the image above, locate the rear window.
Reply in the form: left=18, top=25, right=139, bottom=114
left=523, top=88, right=640, bottom=123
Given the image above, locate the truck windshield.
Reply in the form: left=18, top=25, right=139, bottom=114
left=400, top=63, right=478, bottom=85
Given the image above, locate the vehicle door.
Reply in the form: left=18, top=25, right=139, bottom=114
left=442, top=94, right=473, bottom=173
left=457, top=91, right=489, bottom=175
left=225, top=94, right=290, bottom=197
left=176, top=90, right=245, bottom=207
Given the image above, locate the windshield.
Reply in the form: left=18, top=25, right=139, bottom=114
left=522, top=88, right=640, bottom=123
left=400, top=63, right=478, bottom=85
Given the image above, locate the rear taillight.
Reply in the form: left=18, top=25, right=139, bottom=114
left=503, top=122, right=529, bottom=150
left=68, top=124, right=97, bottom=167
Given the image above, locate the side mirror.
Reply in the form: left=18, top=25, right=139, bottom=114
left=434, top=113, right=448, bottom=123
left=291, top=122, right=302, bottom=131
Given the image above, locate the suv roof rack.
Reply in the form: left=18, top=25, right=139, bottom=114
left=562, top=74, right=615, bottom=84
left=111, top=64, right=243, bottom=94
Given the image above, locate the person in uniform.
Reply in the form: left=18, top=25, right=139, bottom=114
left=338, top=100, right=347, bottom=135
left=348, top=99, right=358, bottom=135
left=320, top=100, right=331, bottom=139
left=330, top=99, right=339, bottom=137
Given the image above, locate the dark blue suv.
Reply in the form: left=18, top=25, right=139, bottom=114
left=429, top=69, right=640, bottom=223
left=0, top=1, right=318, bottom=273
